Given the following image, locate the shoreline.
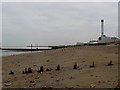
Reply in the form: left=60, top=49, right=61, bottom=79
left=2, top=45, right=119, bottom=88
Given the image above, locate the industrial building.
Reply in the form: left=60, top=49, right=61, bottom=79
left=97, top=19, right=119, bottom=44
left=77, top=19, right=119, bottom=45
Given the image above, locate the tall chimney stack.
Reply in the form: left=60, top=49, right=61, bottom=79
left=101, top=19, right=104, bottom=36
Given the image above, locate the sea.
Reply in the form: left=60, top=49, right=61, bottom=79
left=0, top=46, right=50, bottom=57
left=0, top=50, right=32, bottom=57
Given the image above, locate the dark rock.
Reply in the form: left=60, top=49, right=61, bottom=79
left=25, top=68, right=28, bottom=73
left=69, top=77, right=72, bottom=79
left=90, top=62, right=95, bottom=68
left=73, top=63, right=78, bottom=69
left=30, top=80, right=34, bottom=83
left=107, top=60, right=113, bottom=66
left=56, top=65, right=60, bottom=71
left=28, top=67, right=32, bottom=73
left=51, top=76, right=54, bottom=78
left=38, top=66, right=44, bottom=73
left=46, top=68, right=50, bottom=71
left=22, top=71, right=25, bottom=74
left=9, top=71, right=14, bottom=75
left=56, top=79, right=59, bottom=82
left=23, top=67, right=32, bottom=74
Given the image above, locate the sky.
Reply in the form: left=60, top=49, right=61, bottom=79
left=2, top=2, right=118, bottom=46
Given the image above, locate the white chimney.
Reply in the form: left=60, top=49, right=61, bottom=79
left=101, top=19, right=104, bottom=36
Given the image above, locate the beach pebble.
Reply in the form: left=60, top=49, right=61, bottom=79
left=56, top=65, right=60, bottom=71
left=29, top=83, right=36, bottom=87
left=46, top=60, right=50, bottom=62
left=51, top=76, right=54, bottom=78
left=69, top=77, right=73, bottom=79
left=56, top=79, right=59, bottom=82
left=41, top=86, right=47, bottom=89
left=4, top=82, right=11, bottom=86
left=90, top=84, right=95, bottom=88
left=90, top=75, right=93, bottom=77
left=76, top=85, right=80, bottom=87
left=30, top=80, right=35, bottom=83
left=9, top=71, right=14, bottom=75
left=46, top=68, right=50, bottom=71
left=35, top=76, right=39, bottom=79
left=33, top=64, right=36, bottom=66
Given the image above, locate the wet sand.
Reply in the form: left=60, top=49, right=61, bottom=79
left=2, top=44, right=119, bottom=88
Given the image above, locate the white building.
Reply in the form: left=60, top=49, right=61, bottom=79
left=76, top=42, right=84, bottom=46
left=98, top=19, right=119, bottom=44
left=76, top=19, right=119, bottom=45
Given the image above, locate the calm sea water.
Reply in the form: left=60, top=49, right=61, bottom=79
left=0, top=50, right=32, bottom=57
left=0, top=47, right=50, bottom=57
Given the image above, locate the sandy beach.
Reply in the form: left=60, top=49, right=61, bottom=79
left=2, top=44, right=119, bottom=88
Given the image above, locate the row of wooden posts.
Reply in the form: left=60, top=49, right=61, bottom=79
left=22, top=60, right=113, bottom=74
left=9, top=60, right=114, bottom=75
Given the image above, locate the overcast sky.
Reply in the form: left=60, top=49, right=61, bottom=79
left=2, top=2, right=118, bottom=46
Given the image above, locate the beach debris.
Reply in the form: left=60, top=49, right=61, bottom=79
left=90, top=84, right=95, bottom=88
left=40, top=66, right=44, bottom=72
left=25, top=68, right=28, bottom=73
left=22, top=71, right=25, bottom=74
left=37, top=66, right=44, bottom=73
left=90, top=61, right=95, bottom=68
left=4, top=80, right=10, bottom=83
left=56, top=65, right=60, bottom=71
left=29, top=83, right=36, bottom=87
left=90, top=75, right=93, bottom=77
left=69, top=77, right=73, bottom=79
left=30, top=80, right=35, bottom=83
left=9, top=71, right=14, bottom=75
left=22, top=67, right=32, bottom=74
left=73, top=63, right=78, bottom=69
left=56, top=79, right=59, bottom=82
left=107, top=60, right=113, bottom=66
left=56, top=75, right=58, bottom=76
left=41, top=86, right=47, bottom=89
left=28, top=67, right=32, bottom=73
left=46, top=68, right=50, bottom=71
left=116, top=82, right=120, bottom=88
left=38, top=81, right=41, bottom=83
left=69, top=87, right=74, bottom=89
left=4, top=82, right=11, bottom=86
left=76, top=85, right=80, bottom=87
left=35, top=76, right=39, bottom=79
left=33, top=64, right=36, bottom=66
left=48, top=86, right=53, bottom=89
left=46, top=60, right=50, bottom=62
left=51, top=76, right=54, bottom=78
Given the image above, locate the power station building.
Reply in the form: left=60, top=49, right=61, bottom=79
left=76, top=19, right=119, bottom=45
left=98, top=19, right=119, bottom=44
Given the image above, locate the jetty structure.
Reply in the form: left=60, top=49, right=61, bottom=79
left=1, top=19, right=119, bottom=51
left=0, top=47, right=52, bottom=51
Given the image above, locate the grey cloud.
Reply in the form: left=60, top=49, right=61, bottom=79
left=2, top=2, right=118, bottom=46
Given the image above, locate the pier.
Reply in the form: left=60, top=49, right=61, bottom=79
left=0, top=45, right=67, bottom=51
left=0, top=48, right=52, bottom=51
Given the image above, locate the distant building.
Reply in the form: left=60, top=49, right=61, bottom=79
left=88, top=40, right=98, bottom=45
left=98, top=19, right=119, bottom=44
left=77, top=19, right=119, bottom=45
left=76, top=42, right=84, bottom=46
